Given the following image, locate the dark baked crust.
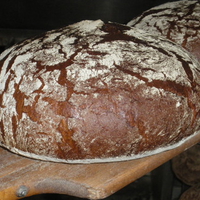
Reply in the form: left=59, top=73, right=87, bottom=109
left=0, top=20, right=200, bottom=163
left=127, top=0, right=200, bottom=62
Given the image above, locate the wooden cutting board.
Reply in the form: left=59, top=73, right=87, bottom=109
left=1, top=132, right=200, bottom=200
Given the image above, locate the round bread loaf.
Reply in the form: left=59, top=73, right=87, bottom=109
left=127, top=0, right=200, bottom=62
left=1, top=20, right=200, bottom=163
left=172, top=144, right=200, bottom=186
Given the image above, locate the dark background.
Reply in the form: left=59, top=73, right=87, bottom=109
left=0, top=0, right=172, bottom=30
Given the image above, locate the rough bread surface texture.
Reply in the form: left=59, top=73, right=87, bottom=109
left=1, top=20, right=200, bottom=163
left=127, top=0, right=200, bottom=62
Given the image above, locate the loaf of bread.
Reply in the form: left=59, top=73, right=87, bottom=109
left=1, top=20, right=200, bottom=163
left=127, top=0, right=200, bottom=62
left=172, top=144, right=200, bottom=186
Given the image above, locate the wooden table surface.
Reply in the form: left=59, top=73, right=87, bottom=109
left=1, top=132, right=200, bottom=200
